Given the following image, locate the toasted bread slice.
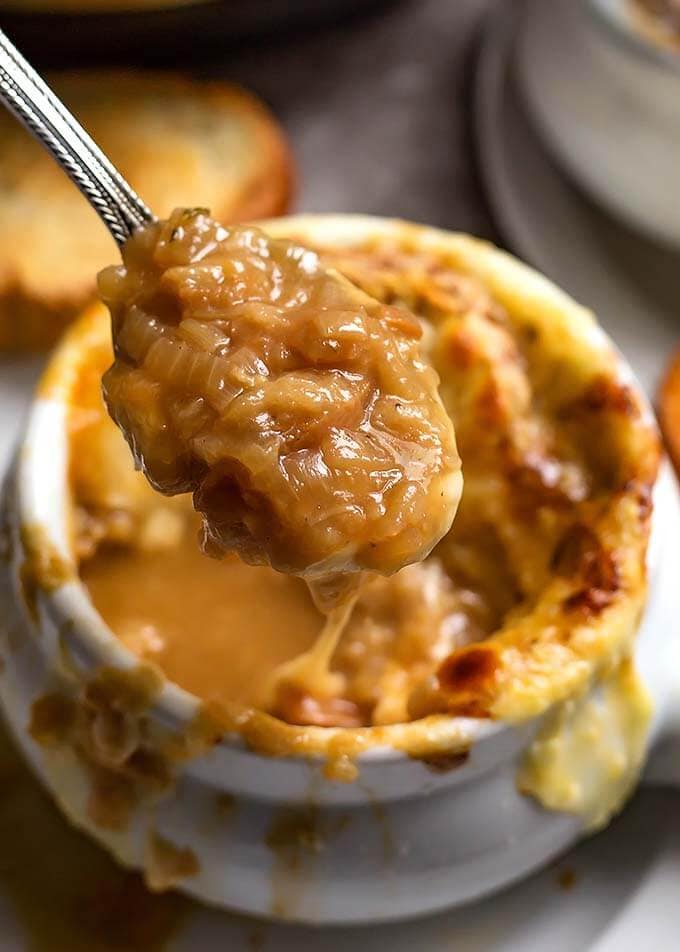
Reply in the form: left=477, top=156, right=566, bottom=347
left=0, top=70, right=294, bottom=351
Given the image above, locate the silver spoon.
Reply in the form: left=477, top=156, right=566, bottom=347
left=0, top=29, right=154, bottom=246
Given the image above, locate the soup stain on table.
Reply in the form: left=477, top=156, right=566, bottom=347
left=0, top=717, right=190, bottom=951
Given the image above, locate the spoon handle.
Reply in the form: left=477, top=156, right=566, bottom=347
left=0, top=29, right=154, bottom=246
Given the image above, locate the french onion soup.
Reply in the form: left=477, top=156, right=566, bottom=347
left=71, top=215, right=658, bottom=768
left=97, top=209, right=463, bottom=703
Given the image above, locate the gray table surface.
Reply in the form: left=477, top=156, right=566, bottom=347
left=204, top=0, right=499, bottom=239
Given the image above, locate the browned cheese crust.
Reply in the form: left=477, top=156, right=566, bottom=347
left=274, top=217, right=659, bottom=723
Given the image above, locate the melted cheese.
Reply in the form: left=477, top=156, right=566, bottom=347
left=517, top=658, right=651, bottom=830
left=267, top=592, right=358, bottom=702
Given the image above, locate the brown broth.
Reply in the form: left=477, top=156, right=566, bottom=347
left=82, top=532, right=323, bottom=709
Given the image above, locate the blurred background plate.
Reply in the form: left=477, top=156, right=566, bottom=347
left=474, top=0, right=680, bottom=397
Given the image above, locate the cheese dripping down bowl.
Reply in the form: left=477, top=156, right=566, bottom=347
left=0, top=214, right=678, bottom=925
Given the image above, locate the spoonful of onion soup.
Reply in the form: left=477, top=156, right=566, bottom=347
left=98, top=211, right=463, bottom=699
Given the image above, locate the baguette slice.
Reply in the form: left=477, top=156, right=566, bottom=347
left=0, top=70, right=294, bottom=351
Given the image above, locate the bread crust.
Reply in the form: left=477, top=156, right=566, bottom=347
left=0, top=71, right=294, bottom=351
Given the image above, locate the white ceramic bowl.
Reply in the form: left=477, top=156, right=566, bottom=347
left=1, top=215, right=679, bottom=924
left=517, top=0, right=680, bottom=248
